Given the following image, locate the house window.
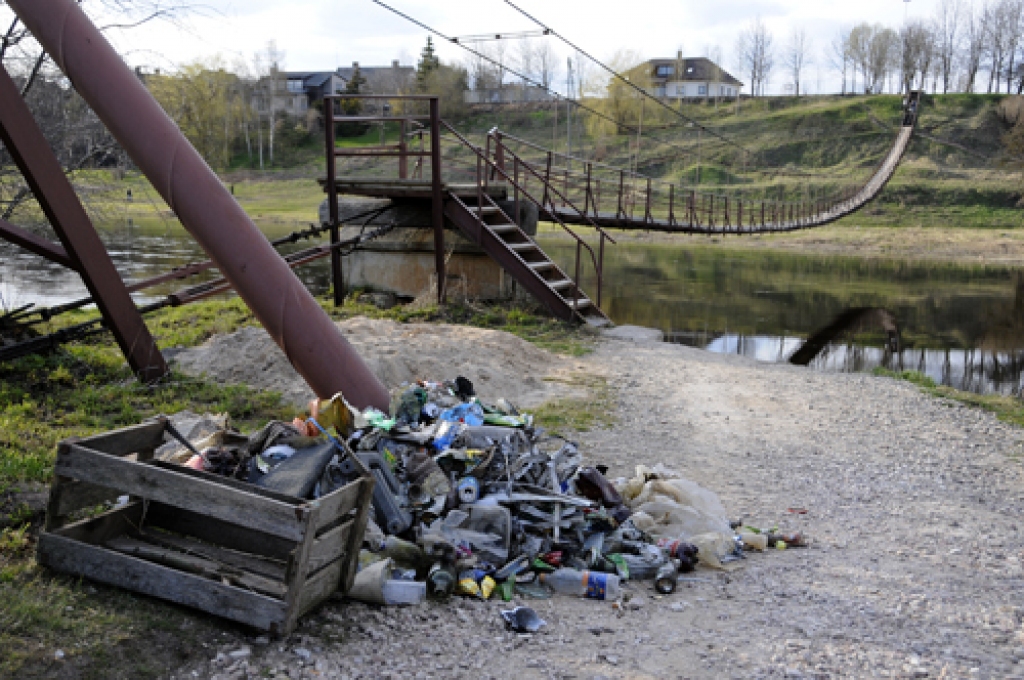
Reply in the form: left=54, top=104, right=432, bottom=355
left=655, top=65, right=672, bottom=77
left=287, top=79, right=304, bottom=93
left=698, top=85, right=707, bottom=95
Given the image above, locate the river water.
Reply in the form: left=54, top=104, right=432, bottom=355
left=3, top=221, right=1023, bottom=396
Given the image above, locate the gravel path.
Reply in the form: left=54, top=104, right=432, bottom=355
left=173, top=335, right=1024, bottom=680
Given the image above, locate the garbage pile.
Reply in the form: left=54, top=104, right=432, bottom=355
left=168, top=377, right=805, bottom=609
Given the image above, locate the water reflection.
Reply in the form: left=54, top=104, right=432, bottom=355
left=4, top=222, right=1024, bottom=396
left=539, top=237, right=1024, bottom=396
left=675, top=333, right=1024, bottom=395
left=0, top=219, right=330, bottom=308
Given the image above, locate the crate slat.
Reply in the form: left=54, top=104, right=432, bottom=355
left=37, top=533, right=289, bottom=633
left=57, top=444, right=309, bottom=541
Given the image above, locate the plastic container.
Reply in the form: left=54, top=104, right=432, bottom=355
left=382, top=579, right=426, bottom=605
left=539, top=568, right=622, bottom=600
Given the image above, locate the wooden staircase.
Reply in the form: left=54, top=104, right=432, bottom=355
left=443, top=192, right=610, bottom=327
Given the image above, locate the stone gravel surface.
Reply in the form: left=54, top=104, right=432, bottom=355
left=170, top=335, right=1024, bottom=680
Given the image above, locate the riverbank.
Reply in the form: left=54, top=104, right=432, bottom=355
left=3, top=307, right=1024, bottom=677
left=540, top=218, right=1024, bottom=265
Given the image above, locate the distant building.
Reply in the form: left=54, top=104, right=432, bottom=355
left=464, top=83, right=556, bottom=104
left=336, top=61, right=415, bottom=95
left=644, top=54, right=743, bottom=99
left=260, top=61, right=415, bottom=117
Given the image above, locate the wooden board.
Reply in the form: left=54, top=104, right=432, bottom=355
left=70, top=420, right=166, bottom=457
left=307, top=517, right=354, bottom=575
left=37, top=533, right=289, bottom=633
left=296, top=558, right=344, bottom=618
left=313, top=479, right=365, bottom=533
left=104, top=535, right=287, bottom=599
left=53, top=502, right=145, bottom=545
left=143, top=502, right=297, bottom=561
left=56, top=444, right=309, bottom=541
left=139, top=530, right=288, bottom=582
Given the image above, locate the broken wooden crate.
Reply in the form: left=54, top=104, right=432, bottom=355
left=36, top=418, right=374, bottom=636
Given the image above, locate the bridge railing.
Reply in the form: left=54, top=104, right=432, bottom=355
left=491, top=124, right=910, bottom=233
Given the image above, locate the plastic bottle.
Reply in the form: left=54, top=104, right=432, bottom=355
left=539, top=568, right=622, bottom=600
left=654, top=561, right=678, bottom=594
left=427, top=562, right=456, bottom=598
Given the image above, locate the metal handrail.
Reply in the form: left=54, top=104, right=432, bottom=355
left=441, top=121, right=610, bottom=309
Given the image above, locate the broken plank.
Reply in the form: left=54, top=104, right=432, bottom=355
left=37, top=533, right=289, bottom=632
left=105, top=535, right=287, bottom=599
left=142, top=529, right=287, bottom=582
left=144, top=502, right=296, bottom=561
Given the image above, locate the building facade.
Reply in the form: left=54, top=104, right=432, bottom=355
left=645, top=55, right=743, bottom=100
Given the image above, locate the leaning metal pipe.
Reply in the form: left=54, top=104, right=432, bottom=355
left=9, top=0, right=389, bottom=410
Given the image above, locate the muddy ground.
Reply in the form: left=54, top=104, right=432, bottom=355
left=136, top=325, right=1024, bottom=680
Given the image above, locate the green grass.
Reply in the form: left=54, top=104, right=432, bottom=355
left=0, top=290, right=598, bottom=677
left=2, top=294, right=592, bottom=492
left=873, top=367, right=1024, bottom=427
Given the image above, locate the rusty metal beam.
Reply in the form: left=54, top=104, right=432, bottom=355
left=0, top=217, right=76, bottom=270
left=0, top=64, right=167, bottom=381
left=8, top=0, right=389, bottom=410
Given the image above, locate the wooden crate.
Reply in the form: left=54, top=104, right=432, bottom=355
left=37, top=418, right=374, bottom=636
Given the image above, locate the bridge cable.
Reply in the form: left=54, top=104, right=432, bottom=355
left=502, top=0, right=752, bottom=156
left=368, top=0, right=706, bottom=170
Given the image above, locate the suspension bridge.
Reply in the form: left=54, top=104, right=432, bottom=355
left=324, top=90, right=923, bottom=327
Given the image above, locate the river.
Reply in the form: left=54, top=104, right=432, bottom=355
left=2, top=221, right=1022, bottom=396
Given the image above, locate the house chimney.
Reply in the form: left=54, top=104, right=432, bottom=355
left=677, top=50, right=682, bottom=61
left=352, top=61, right=359, bottom=69
left=392, top=59, right=399, bottom=68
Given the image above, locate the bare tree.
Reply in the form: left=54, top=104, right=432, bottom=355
left=1001, top=0, right=1024, bottom=93
left=736, top=17, right=774, bottom=96
left=828, top=27, right=852, bottom=94
left=534, top=39, right=560, bottom=90
left=785, top=28, right=811, bottom=96
left=933, top=0, right=962, bottom=93
left=901, top=20, right=934, bottom=93
left=1, top=0, right=197, bottom=221
left=515, top=38, right=535, bottom=86
left=964, top=2, right=988, bottom=91
left=866, top=27, right=899, bottom=94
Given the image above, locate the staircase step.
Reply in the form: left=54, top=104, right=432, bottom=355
left=529, top=261, right=555, bottom=271
left=566, top=297, right=592, bottom=309
left=508, top=241, right=538, bottom=252
left=471, top=205, right=502, bottom=215
left=549, top=279, right=573, bottom=291
left=489, top=223, right=519, bottom=235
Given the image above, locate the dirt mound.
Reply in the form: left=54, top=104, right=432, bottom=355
left=169, top=317, right=580, bottom=408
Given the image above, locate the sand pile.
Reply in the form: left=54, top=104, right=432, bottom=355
left=169, top=317, right=581, bottom=407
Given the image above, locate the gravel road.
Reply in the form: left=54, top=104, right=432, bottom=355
left=172, top=333, right=1024, bottom=680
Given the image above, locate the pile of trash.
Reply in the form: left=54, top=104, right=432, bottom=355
left=166, top=377, right=804, bottom=616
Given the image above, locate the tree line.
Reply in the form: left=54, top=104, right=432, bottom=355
left=739, top=0, right=1024, bottom=97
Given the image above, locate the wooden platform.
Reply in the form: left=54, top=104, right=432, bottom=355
left=321, top=176, right=508, bottom=201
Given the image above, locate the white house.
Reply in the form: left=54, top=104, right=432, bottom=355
left=644, top=54, right=743, bottom=100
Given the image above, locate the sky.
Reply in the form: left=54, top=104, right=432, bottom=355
left=10, top=0, right=947, bottom=95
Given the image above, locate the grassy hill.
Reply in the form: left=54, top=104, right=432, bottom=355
left=445, top=93, right=1022, bottom=229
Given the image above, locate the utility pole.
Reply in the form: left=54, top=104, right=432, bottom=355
left=566, top=56, right=573, bottom=172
